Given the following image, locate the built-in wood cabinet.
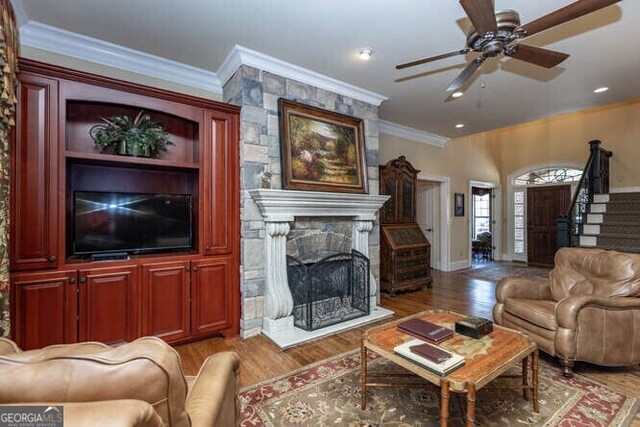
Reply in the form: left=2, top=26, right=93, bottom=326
left=78, top=266, right=139, bottom=345
left=12, top=270, right=77, bottom=350
left=141, top=260, right=191, bottom=342
left=191, top=257, right=233, bottom=336
left=10, top=73, right=59, bottom=271
left=9, top=59, right=240, bottom=350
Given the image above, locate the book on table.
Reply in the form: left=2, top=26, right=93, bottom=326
left=397, top=318, right=454, bottom=344
left=394, top=339, right=465, bottom=376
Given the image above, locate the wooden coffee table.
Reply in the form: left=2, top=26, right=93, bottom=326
left=361, top=310, right=538, bottom=426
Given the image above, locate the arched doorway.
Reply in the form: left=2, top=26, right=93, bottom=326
left=509, top=166, right=582, bottom=264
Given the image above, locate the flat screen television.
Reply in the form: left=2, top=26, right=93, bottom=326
left=73, top=191, right=193, bottom=256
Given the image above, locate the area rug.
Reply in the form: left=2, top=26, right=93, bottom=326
left=455, top=263, right=550, bottom=284
left=240, top=350, right=638, bottom=426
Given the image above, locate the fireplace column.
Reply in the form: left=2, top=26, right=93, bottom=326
left=262, top=219, right=295, bottom=336
left=352, top=220, right=378, bottom=307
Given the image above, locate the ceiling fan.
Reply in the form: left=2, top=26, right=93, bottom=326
left=396, top=0, right=622, bottom=94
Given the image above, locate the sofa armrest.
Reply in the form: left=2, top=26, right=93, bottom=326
left=556, top=296, right=640, bottom=330
left=0, top=338, right=20, bottom=355
left=1, top=400, right=164, bottom=427
left=186, top=352, right=240, bottom=427
left=495, top=277, right=551, bottom=303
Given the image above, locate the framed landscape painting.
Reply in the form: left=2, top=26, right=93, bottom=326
left=278, top=99, right=368, bottom=193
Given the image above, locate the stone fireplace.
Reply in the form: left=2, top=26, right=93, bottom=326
left=250, top=189, right=393, bottom=347
left=220, top=50, right=388, bottom=344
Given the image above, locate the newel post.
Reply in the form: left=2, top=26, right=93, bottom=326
left=588, top=140, right=602, bottom=195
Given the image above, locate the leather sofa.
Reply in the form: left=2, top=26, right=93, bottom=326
left=0, top=337, right=239, bottom=426
left=494, top=247, right=640, bottom=376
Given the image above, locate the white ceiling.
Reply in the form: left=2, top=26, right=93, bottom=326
left=20, top=0, right=640, bottom=138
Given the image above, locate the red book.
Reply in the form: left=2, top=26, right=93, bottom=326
left=409, top=343, right=452, bottom=364
left=397, top=318, right=454, bottom=344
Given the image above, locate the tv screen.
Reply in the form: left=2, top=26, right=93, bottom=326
left=73, top=191, right=193, bottom=256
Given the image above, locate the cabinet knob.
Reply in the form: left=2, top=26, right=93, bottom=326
left=47, top=255, right=56, bottom=262
left=69, top=277, right=76, bottom=284
left=192, top=266, right=198, bottom=272
left=79, top=277, right=86, bottom=284
left=185, top=266, right=190, bottom=272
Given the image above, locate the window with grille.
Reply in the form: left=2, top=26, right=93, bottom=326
left=473, top=193, right=491, bottom=238
left=513, top=190, right=525, bottom=254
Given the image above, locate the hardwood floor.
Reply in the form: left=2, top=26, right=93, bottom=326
left=175, top=261, right=640, bottom=424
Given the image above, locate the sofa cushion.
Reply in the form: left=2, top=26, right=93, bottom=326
left=504, top=299, right=557, bottom=331
left=0, top=337, right=190, bottom=427
left=550, top=248, right=640, bottom=301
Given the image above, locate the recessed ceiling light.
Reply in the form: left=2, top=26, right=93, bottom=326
left=452, top=91, right=464, bottom=98
left=358, top=47, right=373, bottom=61
left=455, top=123, right=465, bottom=129
left=593, top=86, right=609, bottom=94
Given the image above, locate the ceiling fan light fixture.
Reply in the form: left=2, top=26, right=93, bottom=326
left=358, top=47, right=373, bottom=60
left=593, top=86, right=609, bottom=94
left=455, top=123, right=465, bottom=129
left=452, top=91, right=464, bottom=98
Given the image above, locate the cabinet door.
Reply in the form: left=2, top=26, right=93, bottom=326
left=12, top=270, right=77, bottom=350
left=78, top=266, right=139, bottom=345
left=190, top=258, right=232, bottom=336
left=380, top=170, right=398, bottom=224
left=141, top=260, right=190, bottom=342
left=398, top=173, right=416, bottom=223
left=202, top=111, right=239, bottom=256
left=10, top=73, right=59, bottom=271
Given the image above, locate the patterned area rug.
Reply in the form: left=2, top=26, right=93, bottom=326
left=455, top=263, right=550, bottom=284
left=240, top=350, right=638, bottom=426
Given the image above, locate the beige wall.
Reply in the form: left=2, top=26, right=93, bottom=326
left=379, top=133, right=500, bottom=266
left=380, top=99, right=640, bottom=268
left=21, top=46, right=222, bottom=101
left=489, top=100, right=640, bottom=190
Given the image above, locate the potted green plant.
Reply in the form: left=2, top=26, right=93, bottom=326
left=90, top=110, right=174, bottom=158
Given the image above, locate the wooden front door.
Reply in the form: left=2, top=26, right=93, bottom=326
left=527, top=185, right=571, bottom=266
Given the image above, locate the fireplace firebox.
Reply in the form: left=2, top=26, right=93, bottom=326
left=286, top=250, right=370, bottom=331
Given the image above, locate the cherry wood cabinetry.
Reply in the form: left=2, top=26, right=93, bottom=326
left=11, top=270, right=78, bottom=350
left=202, top=111, right=239, bottom=256
left=379, top=157, right=432, bottom=295
left=9, top=59, right=241, bottom=350
left=10, top=73, right=59, bottom=271
left=191, top=257, right=234, bottom=336
left=78, top=266, right=139, bottom=345
left=141, top=260, right=191, bottom=342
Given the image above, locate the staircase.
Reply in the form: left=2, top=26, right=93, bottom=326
left=579, top=192, right=640, bottom=254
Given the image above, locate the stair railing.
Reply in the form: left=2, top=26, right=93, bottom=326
left=557, top=140, right=612, bottom=248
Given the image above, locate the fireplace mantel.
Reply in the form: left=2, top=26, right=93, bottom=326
left=249, top=189, right=390, bottom=221
left=248, top=189, right=393, bottom=348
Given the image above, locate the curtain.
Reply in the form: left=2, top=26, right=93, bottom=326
left=0, top=0, right=18, bottom=337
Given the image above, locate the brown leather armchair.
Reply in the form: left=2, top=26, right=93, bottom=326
left=0, top=337, right=239, bottom=426
left=494, top=247, right=640, bottom=376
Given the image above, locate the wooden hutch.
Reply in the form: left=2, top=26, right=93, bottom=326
left=9, top=59, right=240, bottom=350
left=379, top=156, right=432, bottom=295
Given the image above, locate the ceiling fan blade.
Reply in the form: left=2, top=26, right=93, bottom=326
left=396, top=49, right=471, bottom=70
left=446, top=57, right=485, bottom=92
left=516, top=0, right=622, bottom=37
left=459, top=0, right=497, bottom=34
left=506, top=44, right=570, bottom=68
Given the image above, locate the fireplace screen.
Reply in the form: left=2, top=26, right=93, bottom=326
left=287, top=250, right=370, bottom=331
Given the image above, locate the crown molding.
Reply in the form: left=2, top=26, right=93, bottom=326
left=217, top=45, right=388, bottom=107
left=10, top=0, right=29, bottom=27
left=378, top=120, right=449, bottom=147
left=19, top=20, right=222, bottom=94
